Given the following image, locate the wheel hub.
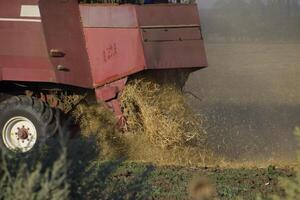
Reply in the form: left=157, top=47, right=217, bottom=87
left=2, top=116, right=38, bottom=153
left=17, top=127, right=29, bottom=140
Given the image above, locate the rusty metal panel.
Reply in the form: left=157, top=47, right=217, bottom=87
left=80, top=5, right=138, bottom=28
left=39, top=0, right=93, bottom=88
left=83, top=28, right=145, bottom=87
left=143, top=40, right=207, bottom=69
left=142, top=27, right=202, bottom=42
left=136, top=4, right=200, bottom=27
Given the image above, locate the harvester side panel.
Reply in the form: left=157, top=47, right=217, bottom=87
left=143, top=39, right=207, bottom=69
left=0, top=0, right=55, bottom=82
left=79, top=4, right=207, bottom=87
left=79, top=5, right=138, bottom=28
left=83, top=28, right=146, bottom=87
left=80, top=5, right=146, bottom=87
left=135, top=4, right=201, bottom=26
left=39, top=0, right=93, bottom=88
left=136, top=4, right=207, bottom=69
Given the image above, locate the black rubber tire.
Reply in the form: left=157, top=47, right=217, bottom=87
left=0, top=96, right=59, bottom=154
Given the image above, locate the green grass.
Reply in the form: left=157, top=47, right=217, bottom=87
left=70, top=159, right=292, bottom=200
left=258, top=128, right=300, bottom=200
left=0, top=128, right=298, bottom=200
left=0, top=144, right=70, bottom=200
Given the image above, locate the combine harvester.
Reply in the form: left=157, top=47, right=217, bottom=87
left=0, top=0, right=207, bottom=153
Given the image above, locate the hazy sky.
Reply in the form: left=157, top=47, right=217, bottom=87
left=197, top=0, right=217, bottom=8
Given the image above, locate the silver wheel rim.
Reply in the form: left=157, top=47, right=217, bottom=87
left=2, top=116, right=38, bottom=153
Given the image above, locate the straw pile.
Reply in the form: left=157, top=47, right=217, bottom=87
left=121, top=77, right=207, bottom=149
left=72, top=72, right=210, bottom=165
left=72, top=103, right=128, bottom=158
left=117, top=73, right=211, bottom=165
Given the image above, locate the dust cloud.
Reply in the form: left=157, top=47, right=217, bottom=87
left=185, top=0, right=300, bottom=162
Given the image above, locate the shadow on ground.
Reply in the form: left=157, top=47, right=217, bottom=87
left=67, top=135, right=155, bottom=200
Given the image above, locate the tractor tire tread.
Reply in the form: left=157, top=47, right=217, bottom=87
left=0, top=96, right=59, bottom=137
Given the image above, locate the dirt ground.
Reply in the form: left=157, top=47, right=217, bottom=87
left=69, top=157, right=293, bottom=200
left=67, top=136, right=295, bottom=200
left=186, top=43, right=300, bottom=163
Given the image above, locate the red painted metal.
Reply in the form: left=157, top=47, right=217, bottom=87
left=80, top=4, right=207, bottom=89
left=0, top=1, right=207, bottom=109
left=39, top=0, right=93, bottom=88
left=136, top=4, right=201, bottom=26
left=142, top=28, right=202, bottom=41
left=95, top=78, right=127, bottom=125
left=107, top=99, right=125, bottom=127
left=143, top=40, right=207, bottom=69
left=95, top=78, right=127, bottom=102
left=84, top=28, right=145, bottom=87
left=0, top=0, right=39, bottom=17
left=79, top=5, right=138, bottom=28
left=0, top=0, right=55, bottom=82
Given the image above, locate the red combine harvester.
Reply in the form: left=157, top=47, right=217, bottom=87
left=0, top=0, right=207, bottom=153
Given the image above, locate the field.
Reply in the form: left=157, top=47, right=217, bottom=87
left=1, top=43, right=300, bottom=200
left=70, top=160, right=292, bottom=200
left=55, top=42, right=300, bottom=199
left=187, top=43, right=300, bottom=163
left=100, top=43, right=300, bottom=199
left=3, top=133, right=292, bottom=200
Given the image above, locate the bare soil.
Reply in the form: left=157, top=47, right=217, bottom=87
left=186, top=43, right=300, bottom=163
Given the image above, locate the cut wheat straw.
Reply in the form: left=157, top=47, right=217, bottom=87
left=73, top=73, right=210, bottom=165
left=72, top=103, right=128, bottom=158
left=121, top=76, right=207, bottom=149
